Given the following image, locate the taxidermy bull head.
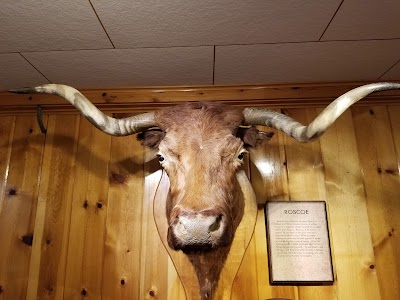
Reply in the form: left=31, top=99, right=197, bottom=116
left=10, top=82, right=400, bottom=299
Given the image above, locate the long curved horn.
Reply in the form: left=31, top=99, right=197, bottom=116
left=243, top=82, right=400, bottom=143
left=9, top=84, right=156, bottom=136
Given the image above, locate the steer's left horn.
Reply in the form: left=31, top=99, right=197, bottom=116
left=9, top=84, right=156, bottom=136
left=243, top=82, right=400, bottom=143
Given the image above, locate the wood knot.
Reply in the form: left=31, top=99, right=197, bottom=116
left=148, top=289, right=156, bottom=297
left=120, top=278, right=125, bottom=285
left=81, top=288, right=87, bottom=296
left=369, top=264, right=375, bottom=270
left=103, top=95, right=116, bottom=103
left=369, top=109, right=375, bottom=115
left=8, top=188, right=17, bottom=196
left=0, top=285, right=3, bottom=294
left=97, top=202, right=103, bottom=209
left=110, top=172, right=126, bottom=184
left=83, top=200, right=89, bottom=209
left=22, top=234, right=34, bottom=246
left=385, top=169, right=397, bottom=175
left=46, top=285, right=53, bottom=294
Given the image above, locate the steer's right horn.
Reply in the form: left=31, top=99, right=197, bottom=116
left=9, top=84, right=156, bottom=136
left=243, top=82, right=400, bottom=142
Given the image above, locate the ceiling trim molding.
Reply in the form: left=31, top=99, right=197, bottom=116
left=0, top=81, right=399, bottom=115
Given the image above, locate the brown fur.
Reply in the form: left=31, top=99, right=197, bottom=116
left=138, top=102, right=269, bottom=298
left=237, top=126, right=274, bottom=147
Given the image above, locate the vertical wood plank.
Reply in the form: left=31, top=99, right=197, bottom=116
left=0, top=116, right=15, bottom=300
left=283, top=109, right=327, bottom=201
left=283, top=108, right=336, bottom=300
left=140, top=151, right=169, bottom=300
left=26, top=115, right=80, bottom=300
left=389, top=106, right=400, bottom=159
left=388, top=106, right=400, bottom=284
left=167, top=257, right=186, bottom=300
left=250, top=128, right=289, bottom=204
left=102, top=134, right=144, bottom=300
left=250, top=129, right=298, bottom=300
left=63, top=118, right=112, bottom=299
left=231, top=231, right=258, bottom=300
left=353, top=106, right=400, bottom=300
left=253, top=208, right=269, bottom=297
left=0, top=116, right=15, bottom=215
left=231, top=159, right=258, bottom=300
left=231, top=226, right=258, bottom=299
left=0, top=116, right=45, bottom=300
left=319, top=110, right=380, bottom=300
left=0, top=104, right=395, bottom=300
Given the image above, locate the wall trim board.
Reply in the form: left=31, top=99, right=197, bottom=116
left=0, top=81, right=399, bottom=115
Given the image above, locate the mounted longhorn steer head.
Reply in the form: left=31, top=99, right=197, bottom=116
left=10, top=82, right=400, bottom=299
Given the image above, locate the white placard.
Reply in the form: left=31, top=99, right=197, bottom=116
left=265, top=201, right=334, bottom=285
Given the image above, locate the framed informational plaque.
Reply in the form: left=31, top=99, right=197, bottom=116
left=265, top=201, right=334, bottom=285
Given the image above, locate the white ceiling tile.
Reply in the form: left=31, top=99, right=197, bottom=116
left=381, top=60, right=400, bottom=80
left=91, top=0, right=342, bottom=47
left=23, top=48, right=214, bottom=88
left=0, top=53, right=49, bottom=91
left=0, top=0, right=112, bottom=53
left=214, top=40, right=400, bottom=85
left=322, top=0, right=400, bottom=40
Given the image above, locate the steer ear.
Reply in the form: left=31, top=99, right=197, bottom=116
left=137, top=129, right=166, bottom=149
left=236, top=126, right=274, bottom=148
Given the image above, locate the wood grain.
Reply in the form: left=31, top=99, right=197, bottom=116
left=27, top=115, right=80, bottom=300
left=1, top=81, right=399, bottom=115
left=0, top=116, right=45, bottom=300
left=0, top=89, right=399, bottom=299
left=231, top=159, right=258, bottom=300
left=352, top=106, right=400, bottom=300
left=102, top=134, right=144, bottom=300
left=0, top=116, right=15, bottom=216
left=318, top=109, right=380, bottom=300
left=283, top=108, right=336, bottom=300
left=63, top=117, right=112, bottom=299
left=140, top=152, right=169, bottom=300
left=250, top=128, right=298, bottom=300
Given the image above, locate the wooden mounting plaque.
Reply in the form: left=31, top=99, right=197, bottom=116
left=153, top=170, right=258, bottom=299
left=265, top=201, right=334, bottom=285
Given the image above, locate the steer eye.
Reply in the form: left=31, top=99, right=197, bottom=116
left=237, top=151, right=246, bottom=160
left=157, top=154, right=165, bottom=162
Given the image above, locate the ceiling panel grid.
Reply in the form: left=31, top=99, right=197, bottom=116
left=0, top=0, right=399, bottom=90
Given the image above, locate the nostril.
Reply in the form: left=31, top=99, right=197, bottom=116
left=208, top=214, right=222, bottom=233
left=175, top=220, right=185, bottom=233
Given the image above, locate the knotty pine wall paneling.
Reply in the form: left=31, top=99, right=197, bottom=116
left=0, top=83, right=399, bottom=299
